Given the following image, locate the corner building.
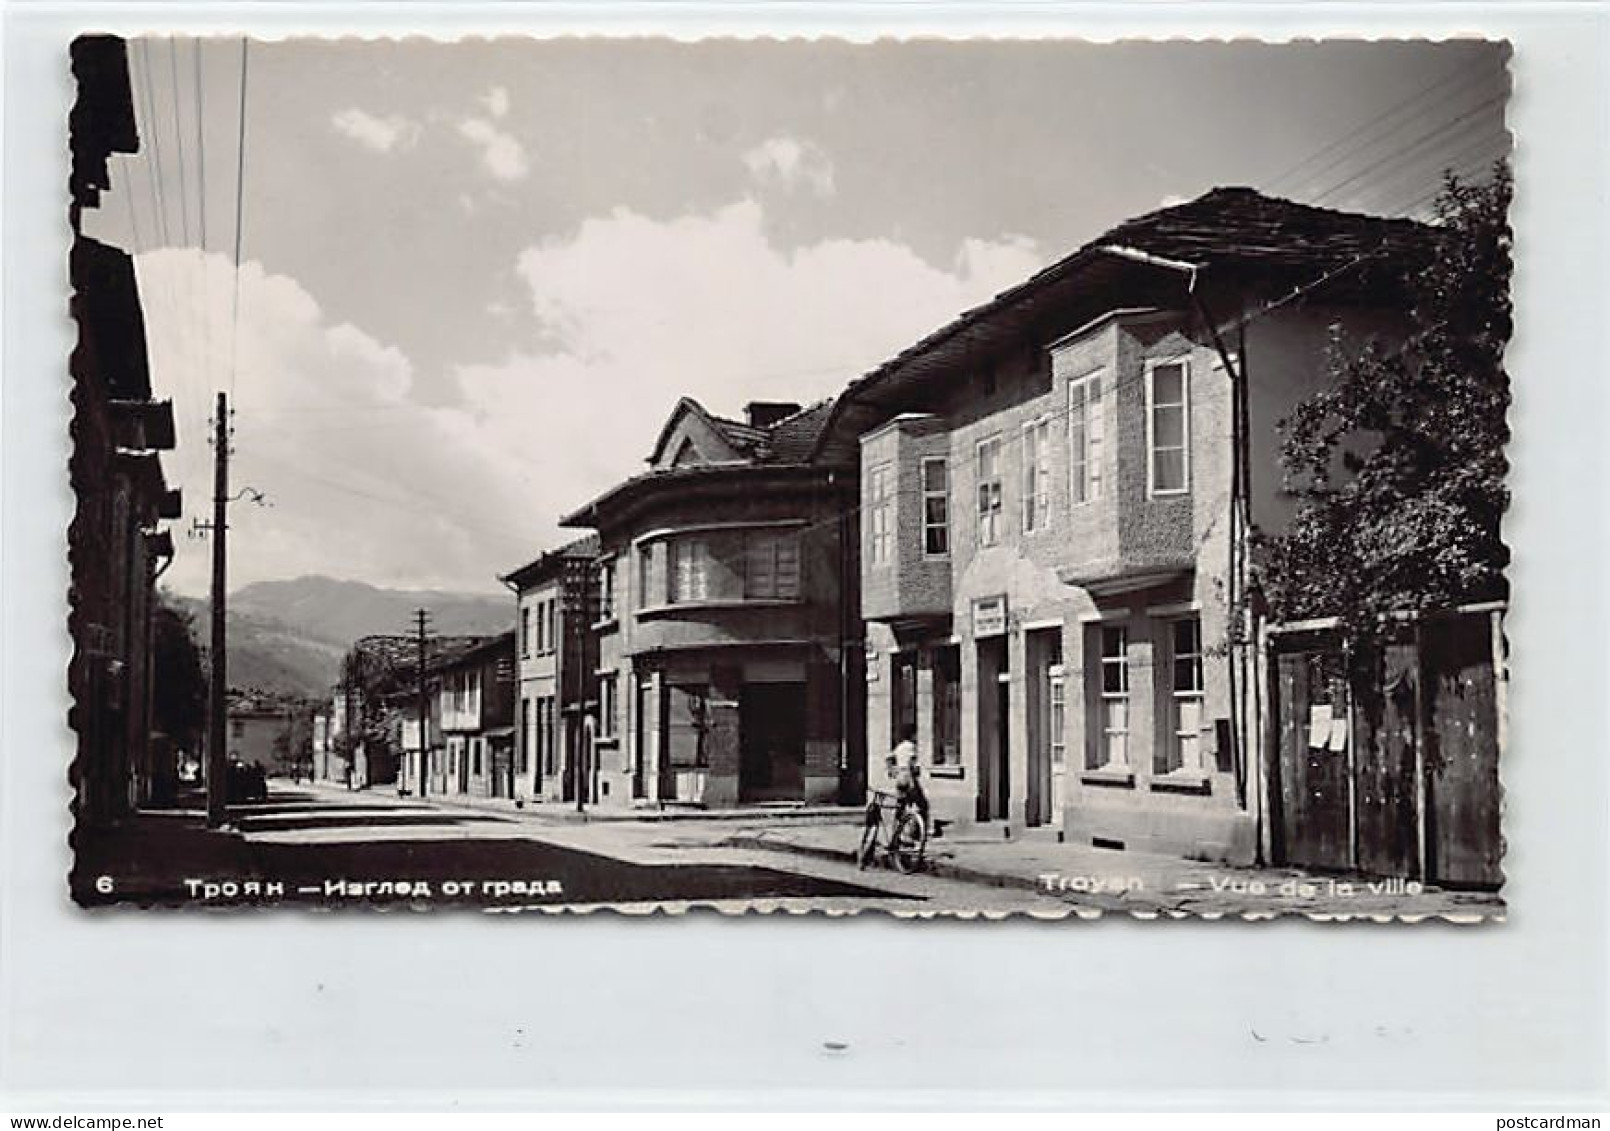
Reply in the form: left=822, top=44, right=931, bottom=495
left=828, top=188, right=1425, bottom=862
left=562, top=398, right=862, bottom=808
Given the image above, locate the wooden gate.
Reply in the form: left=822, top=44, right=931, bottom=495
left=1272, top=636, right=1351, bottom=872
left=1267, top=607, right=1504, bottom=887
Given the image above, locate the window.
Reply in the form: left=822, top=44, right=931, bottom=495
left=520, top=606, right=531, bottom=658
left=922, top=457, right=949, bottom=557
left=231, top=719, right=245, bottom=738
left=1068, top=369, right=1104, bottom=505
left=1160, top=617, right=1205, bottom=774
left=472, top=738, right=482, bottom=777
left=867, top=463, right=893, bottom=565
left=638, top=545, right=654, bottom=609
left=1049, top=663, right=1067, bottom=766
left=544, top=600, right=557, bottom=654
left=666, top=685, right=710, bottom=768
left=598, top=673, right=618, bottom=739
left=539, top=697, right=557, bottom=776
left=598, top=559, right=617, bottom=623
left=1147, top=359, right=1190, bottom=494
left=1089, top=624, right=1129, bottom=769
left=1022, top=417, right=1052, bottom=532
left=976, top=436, right=1003, bottom=546
left=745, top=532, right=801, bottom=599
left=661, top=531, right=801, bottom=604
left=518, top=698, right=530, bottom=775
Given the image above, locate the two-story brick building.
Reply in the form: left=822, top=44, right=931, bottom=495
left=825, top=188, right=1425, bottom=862
left=501, top=537, right=598, bottom=806
left=560, top=397, right=863, bottom=809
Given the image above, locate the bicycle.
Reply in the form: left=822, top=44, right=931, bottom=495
left=857, top=789, right=928, bottom=874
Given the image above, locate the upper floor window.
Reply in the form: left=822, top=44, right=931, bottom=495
left=1021, top=417, right=1052, bottom=533
left=597, top=558, right=617, bottom=623
left=520, top=606, right=531, bottom=658
left=746, top=531, right=801, bottom=599
left=921, top=457, right=949, bottom=557
left=659, top=529, right=803, bottom=607
left=1068, top=369, right=1104, bottom=505
left=544, top=600, right=557, bottom=653
left=976, top=436, right=1003, bottom=546
left=638, top=545, right=655, bottom=609
left=1146, top=359, right=1190, bottom=495
left=867, top=463, right=893, bottom=566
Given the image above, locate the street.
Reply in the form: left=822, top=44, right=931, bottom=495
left=70, top=778, right=1504, bottom=918
left=70, top=781, right=1068, bottom=914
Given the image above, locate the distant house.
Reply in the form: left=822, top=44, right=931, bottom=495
left=397, top=634, right=515, bottom=800
left=559, top=397, right=863, bottom=808
left=225, top=703, right=288, bottom=773
left=501, top=536, right=599, bottom=806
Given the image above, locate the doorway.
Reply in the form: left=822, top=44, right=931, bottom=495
left=977, top=637, right=1010, bottom=821
left=738, top=683, right=807, bottom=802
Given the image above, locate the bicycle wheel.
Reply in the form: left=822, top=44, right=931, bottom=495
left=856, top=818, right=881, bottom=870
left=892, top=811, right=927, bottom=874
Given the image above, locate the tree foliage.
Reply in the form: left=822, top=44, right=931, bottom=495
left=1257, top=164, right=1512, bottom=642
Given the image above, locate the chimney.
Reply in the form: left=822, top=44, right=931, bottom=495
left=744, top=401, right=801, bottom=429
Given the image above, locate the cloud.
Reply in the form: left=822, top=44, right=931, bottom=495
left=482, top=85, right=510, bottom=119
left=133, top=250, right=542, bottom=596
left=330, top=108, right=420, bottom=153
left=458, top=117, right=529, bottom=181
left=458, top=199, right=1043, bottom=550
left=742, top=136, right=835, bottom=197
left=132, top=203, right=1042, bottom=595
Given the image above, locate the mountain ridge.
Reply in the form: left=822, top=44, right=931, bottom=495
left=168, top=575, right=513, bottom=700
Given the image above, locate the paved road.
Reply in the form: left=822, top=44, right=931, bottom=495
left=72, top=782, right=1066, bottom=914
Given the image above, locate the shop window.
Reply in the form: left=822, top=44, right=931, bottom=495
left=1088, top=624, right=1130, bottom=769
left=666, top=685, right=711, bottom=768
left=1158, top=617, right=1205, bottom=774
left=1049, top=663, right=1067, bottom=766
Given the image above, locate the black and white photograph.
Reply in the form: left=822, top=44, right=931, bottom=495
left=67, top=33, right=1513, bottom=919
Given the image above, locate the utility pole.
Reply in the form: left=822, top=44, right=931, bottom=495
left=206, top=391, right=231, bottom=828
left=414, top=608, right=431, bottom=799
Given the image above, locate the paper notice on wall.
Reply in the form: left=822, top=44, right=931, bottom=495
left=1307, top=704, right=1333, bottom=749
left=1327, top=716, right=1349, bottom=752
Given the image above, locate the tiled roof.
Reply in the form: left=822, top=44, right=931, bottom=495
left=813, top=186, right=1431, bottom=461
left=500, top=532, right=601, bottom=589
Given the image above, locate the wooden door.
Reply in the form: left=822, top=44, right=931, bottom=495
left=1423, top=615, right=1504, bottom=887
left=1355, top=639, right=1421, bottom=878
left=1275, top=645, right=1351, bottom=871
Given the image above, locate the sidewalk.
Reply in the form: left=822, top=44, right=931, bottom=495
left=714, top=821, right=1505, bottom=920
left=294, top=778, right=1505, bottom=919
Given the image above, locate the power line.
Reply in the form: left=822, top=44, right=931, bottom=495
left=1267, top=63, right=1494, bottom=197
left=228, top=37, right=250, bottom=402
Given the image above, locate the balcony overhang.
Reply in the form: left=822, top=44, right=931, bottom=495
left=1057, top=558, right=1193, bottom=598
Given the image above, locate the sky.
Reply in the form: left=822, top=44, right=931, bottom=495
left=80, top=37, right=1511, bottom=598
